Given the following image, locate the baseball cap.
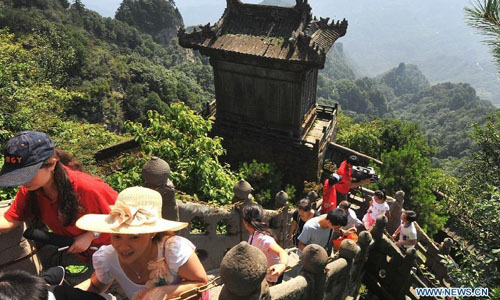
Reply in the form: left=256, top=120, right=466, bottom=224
left=0, top=131, right=55, bottom=187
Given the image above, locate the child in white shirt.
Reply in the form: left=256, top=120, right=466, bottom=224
left=362, top=190, right=391, bottom=231
left=392, top=210, right=418, bottom=250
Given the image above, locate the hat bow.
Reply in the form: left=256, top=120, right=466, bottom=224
left=109, top=202, right=158, bottom=230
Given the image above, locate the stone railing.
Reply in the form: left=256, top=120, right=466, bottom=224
left=348, top=188, right=453, bottom=294
left=214, top=233, right=373, bottom=300
left=175, top=200, right=289, bottom=271
left=141, top=158, right=291, bottom=271
left=0, top=157, right=452, bottom=299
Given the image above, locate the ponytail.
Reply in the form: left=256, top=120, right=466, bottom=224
left=242, top=204, right=276, bottom=239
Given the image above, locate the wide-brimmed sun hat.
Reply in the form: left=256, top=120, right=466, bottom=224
left=0, top=131, right=55, bottom=187
left=76, top=186, right=188, bottom=234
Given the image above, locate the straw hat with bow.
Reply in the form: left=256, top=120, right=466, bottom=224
left=76, top=186, right=187, bottom=234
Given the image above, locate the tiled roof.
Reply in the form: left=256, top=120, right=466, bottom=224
left=178, top=0, right=347, bottom=67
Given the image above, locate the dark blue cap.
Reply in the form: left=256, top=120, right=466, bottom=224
left=0, top=131, right=55, bottom=187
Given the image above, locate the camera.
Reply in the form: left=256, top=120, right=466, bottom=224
left=351, top=166, right=380, bottom=182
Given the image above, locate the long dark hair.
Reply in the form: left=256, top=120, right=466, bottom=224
left=27, top=149, right=81, bottom=226
left=242, top=204, right=276, bottom=239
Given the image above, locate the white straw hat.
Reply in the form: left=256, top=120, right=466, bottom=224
left=76, top=186, right=188, bottom=234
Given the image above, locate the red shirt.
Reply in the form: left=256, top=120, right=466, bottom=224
left=321, top=179, right=338, bottom=213
left=336, top=160, right=352, bottom=194
left=5, top=166, right=117, bottom=249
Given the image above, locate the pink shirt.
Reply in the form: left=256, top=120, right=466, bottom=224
left=248, top=231, right=281, bottom=282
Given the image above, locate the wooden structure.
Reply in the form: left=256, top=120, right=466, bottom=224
left=178, top=0, right=348, bottom=186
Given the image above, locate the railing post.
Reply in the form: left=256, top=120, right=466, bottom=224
left=370, top=215, right=388, bottom=243
left=387, top=190, right=404, bottom=234
left=349, top=231, right=373, bottom=295
left=233, top=179, right=254, bottom=243
left=219, top=241, right=271, bottom=300
left=275, top=191, right=289, bottom=247
left=142, top=157, right=179, bottom=221
left=301, top=244, right=328, bottom=300
left=439, top=238, right=453, bottom=255
left=233, top=179, right=253, bottom=205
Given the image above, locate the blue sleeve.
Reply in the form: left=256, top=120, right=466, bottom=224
left=297, top=224, right=312, bottom=245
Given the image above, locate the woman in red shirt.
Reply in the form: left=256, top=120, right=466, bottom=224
left=336, top=155, right=371, bottom=201
left=0, top=131, right=117, bottom=260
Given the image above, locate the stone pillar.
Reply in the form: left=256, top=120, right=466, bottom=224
left=0, top=215, right=42, bottom=275
left=219, top=242, right=271, bottom=300
left=332, top=239, right=361, bottom=299
left=301, top=244, right=328, bottom=300
left=439, top=238, right=453, bottom=255
left=349, top=231, right=372, bottom=294
left=370, top=215, right=388, bottom=243
left=306, top=191, right=319, bottom=210
left=357, top=231, right=373, bottom=258
left=275, top=191, right=289, bottom=246
left=387, top=190, right=404, bottom=234
left=233, top=179, right=253, bottom=204
left=395, top=248, right=418, bottom=299
left=234, top=179, right=253, bottom=242
left=274, top=190, right=288, bottom=209
left=339, top=239, right=360, bottom=264
left=142, top=157, right=179, bottom=221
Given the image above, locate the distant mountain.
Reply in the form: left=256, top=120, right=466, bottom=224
left=167, top=0, right=500, bottom=107
left=115, top=0, right=183, bottom=45
left=318, top=61, right=497, bottom=170
left=378, top=63, right=430, bottom=97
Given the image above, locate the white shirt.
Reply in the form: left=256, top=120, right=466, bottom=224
left=48, top=291, right=56, bottom=300
left=344, top=208, right=362, bottom=229
left=368, top=200, right=390, bottom=220
left=399, top=221, right=418, bottom=249
left=92, top=235, right=195, bottom=299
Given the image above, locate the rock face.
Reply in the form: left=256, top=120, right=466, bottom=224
left=116, top=0, right=184, bottom=46
left=219, top=241, right=269, bottom=298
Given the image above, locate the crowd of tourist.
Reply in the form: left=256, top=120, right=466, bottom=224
left=0, top=131, right=417, bottom=299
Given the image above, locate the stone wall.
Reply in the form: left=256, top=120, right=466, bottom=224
left=176, top=200, right=289, bottom=271
left=0, top=203, right=42, bottom=274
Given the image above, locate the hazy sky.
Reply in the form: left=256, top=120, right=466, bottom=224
left=80, top=0, right=500, bottom=105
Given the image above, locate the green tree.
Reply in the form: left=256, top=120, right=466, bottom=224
left=106, top=104, right=237, bottom=204
left=237, top=160, right=295, bottom=208
left=337, top=113, right=447, bottom=234
left=376, top=143, right=447, bottom=235
left=441, top=113, right=500, bottom=290
left=0, top=28, right=75, bottom=143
